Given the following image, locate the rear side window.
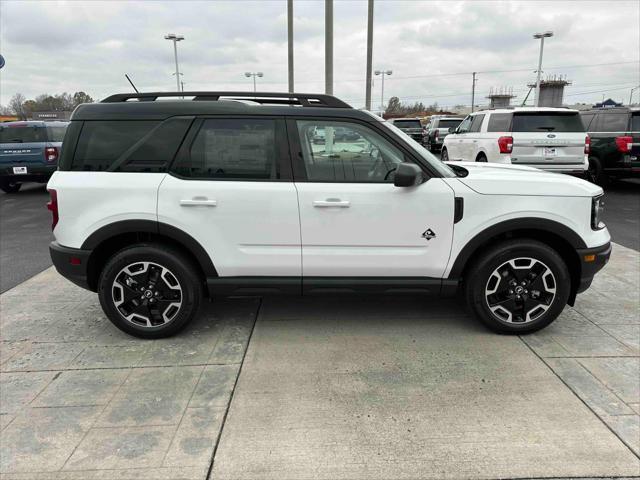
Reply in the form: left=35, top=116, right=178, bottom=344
left=512, top=112, right=584, bottom=133
left=487, top=113, right=512, bottom=132
left=172, top=118, right=279, bottom=180
left=72, top=121, right=158, bottom=171
left=632, top=114, right=640, bottom=132
left=46, top=125, right=68, bottom=142
left=469, top=114, right=485, bottom=133
left=0, top=125, right=47, bottom=143
left=597, top=114, right=629, bottom=132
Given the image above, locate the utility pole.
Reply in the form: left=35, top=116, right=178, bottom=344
left=164, top=34, right=184, bottom=92
left=365, top=0, right=374, bottom=111
left=325, top=0, right=333, bottom=95
left=287, top=0, right=294, bottom=93
left=533, top=31, right=553, bottom=107
left=471, top=72, right=477, bottom=112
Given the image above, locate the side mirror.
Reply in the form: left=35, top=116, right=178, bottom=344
left=448, top=127, right=456, bottom=134
left=394, top=162, right=423, bottom=187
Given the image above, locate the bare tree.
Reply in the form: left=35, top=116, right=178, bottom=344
left=8, top=93, right=27, bottom=119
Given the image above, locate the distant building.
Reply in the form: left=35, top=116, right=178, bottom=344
left=28, top=111, right=72, bottom=121
left=593, top=98, right=622, bottom=108
left=0, top=115, right=19, bottom=123
left=527, top=75, right=571, bottom=107
left=487, top=87, right=516, bottom=108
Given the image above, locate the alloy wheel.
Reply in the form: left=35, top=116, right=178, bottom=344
left=484, top=257, right=556, bottom=324
left=112, top=261, right=183, bottom=328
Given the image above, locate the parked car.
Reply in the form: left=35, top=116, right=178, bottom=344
left=0, top=121, right=68, bottom=193
left=424, top=116, right=464, bottom=152
left=441, top=107, right=589, bottom=176
left=313, top=126, right=361, bottom=144
left=386, top=118, right=425, bottom=145
left=580, top=107, right=639, bottom=185
left=48, top=91, right=609, bottom=339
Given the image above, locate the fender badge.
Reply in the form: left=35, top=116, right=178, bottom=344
left=422, top=229, right=436, bottom=240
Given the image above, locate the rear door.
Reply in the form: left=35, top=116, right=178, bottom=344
left=510, top=111, right=586, bottom=167
left=158, top=117, right=301, bottom=278
left=0, top=124, right=48, bottom=171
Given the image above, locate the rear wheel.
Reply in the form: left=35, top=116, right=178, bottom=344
left=465, top=239, right=570, bottom=334
left=441, top=148, right=449, bottom=162
left=476, top=153, right=488, bottom=162
left=587, top=156, right=608, bottom=187
left=0, top=179, right=21, bottom=193
left=98, top=244, right=202, bottom=339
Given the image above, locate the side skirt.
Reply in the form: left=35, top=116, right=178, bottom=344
left=206, top=277, right=458, bottom=297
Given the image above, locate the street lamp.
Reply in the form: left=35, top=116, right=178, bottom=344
left=374, top=69, right=392, bottom=114
left=244, top=72, right=264, bottom=92
left=164, top=34, right=184, bottom=92
left=533, top=31, right=553, bottom=107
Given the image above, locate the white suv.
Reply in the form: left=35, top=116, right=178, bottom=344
left=442, top=107, right=589, bottom=175
left=48, top=92, right=610, bottom=339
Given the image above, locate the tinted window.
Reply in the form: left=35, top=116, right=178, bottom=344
left=632, top=114, right=640, bottom=131
left=599, top=113, right=629, bottom=132
left=297, top=120, right=406, bottom=182
left=46, top=125, right=68, bottom=142
left=0, top=125, right=47, bottom=143
left=469, top=114, right=485, bottom=133
left=512, top=112, right=584, bottom=133
left=487, top=113, right=513, bottom=132
left=580, top=113, right=595, bottom=131
left=72, top=121, right=158, bottom=171
left=172, top=118, right=278, bottom=180
left=392, top=120, right=422, bottom=129
left=457, top=116, right=472, bottom=133
left=438, top=119, right=462, bottom=129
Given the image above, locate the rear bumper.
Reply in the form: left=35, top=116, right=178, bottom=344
left=0, top=164, right=56, bottom=182
left=49, top=241, right=94, bottom=291
left=576, top=242, right=611, bottom=294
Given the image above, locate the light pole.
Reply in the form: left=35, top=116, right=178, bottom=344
left=164, top=34, right=184, bottom=92
left=244, top=72, right=264, bottom=92
left=630, top=85, right=640, bottom=105
left=533, top=31, right=553, bottom=107
left=374, top=69, right=392, bottom=114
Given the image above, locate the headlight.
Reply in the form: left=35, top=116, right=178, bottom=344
left=591, top=194, right=605, bottom=230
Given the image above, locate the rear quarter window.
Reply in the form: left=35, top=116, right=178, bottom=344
left=487, top=113, right=512, bottom=132
left=512, top=112, right=584, bottom=133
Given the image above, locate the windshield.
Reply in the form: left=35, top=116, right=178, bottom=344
left=0, top=125, right=48, bottom=143
left=439, top=119, right=463, bottom=129
left=380, top=121, right=456, bottom=178
left=512, top=112, right=584, bottom=133
left=392, top=120, right=422, bottom=129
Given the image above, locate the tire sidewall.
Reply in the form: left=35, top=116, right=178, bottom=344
left=467, top=241, right=570, bottom=334
left=98, top=245, right=201, bottom=338
left=441, top=148, right=449, bottom=162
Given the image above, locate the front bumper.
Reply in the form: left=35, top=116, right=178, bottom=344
left=575, top=241, right=611, bottom=294
left=49, top=241, right=93, bottom=291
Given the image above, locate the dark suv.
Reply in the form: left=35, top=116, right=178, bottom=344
left=580, top=107, right=639, bottom=185
left=0, top=121, right=68, bottom=193
left=424, top=116, right=463, bottom=152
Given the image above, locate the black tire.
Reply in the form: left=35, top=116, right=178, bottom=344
left=441, top=148, right=449, bottom=162
left=476, top=153, right=488, bottom=162
left=0, top=179, right=22, bottom=193
left=465, top=239, right=570, bottom=334
left=98, top=244, right=202, bottom=339
left=587, top=156, right=608, bottom=187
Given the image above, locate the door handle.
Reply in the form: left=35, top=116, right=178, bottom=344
left=313, top=199, right=350, bottom=208
left=180, top=198, right=217, bottom=207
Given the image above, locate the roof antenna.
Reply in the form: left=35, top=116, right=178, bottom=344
left=125, top=74, right=139, bottom=93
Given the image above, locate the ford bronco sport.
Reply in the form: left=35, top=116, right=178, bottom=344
left=48, top=92, right=611, bottom=339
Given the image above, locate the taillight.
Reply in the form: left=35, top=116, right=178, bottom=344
left=47, top=189, right=58, bottom=230
left=498, top=136, right=513, bottom=154
left=615, top=135, right=632, bottom=153
left=44, top=147, right=59, bottom=163
left=584, top=135, right=590, bottom=155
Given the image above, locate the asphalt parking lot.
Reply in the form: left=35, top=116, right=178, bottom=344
left=0, top=176, right=639, bottom=479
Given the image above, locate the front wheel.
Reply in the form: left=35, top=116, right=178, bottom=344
left=465, top=239, right=570, bottom=334
left=98, top=244, right=202, bottom=339
left=0, top=179, right=21, bottom=193
left=441, top=148, right=449, bottom=162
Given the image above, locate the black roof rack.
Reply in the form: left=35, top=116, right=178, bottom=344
left=101, top=91, right=351, bottom=108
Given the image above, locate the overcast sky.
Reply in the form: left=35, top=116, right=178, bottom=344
left=1, top=0, right=639, bottom=109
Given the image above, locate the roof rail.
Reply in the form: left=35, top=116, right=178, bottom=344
left=101, top=91, right=351, bottom=108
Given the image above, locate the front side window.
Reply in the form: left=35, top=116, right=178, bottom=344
left=457, top=116, right=473, bottom=133
left=296, top=120, right=405, bottom=183
left=469, top=114, right=485, bottom=133
left=172, top=118, right=279, bottom=180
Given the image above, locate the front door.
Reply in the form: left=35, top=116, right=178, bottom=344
left=290, top=118, right=455, bottom=279
left=158, top=117, right=301, bottom=277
